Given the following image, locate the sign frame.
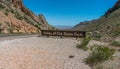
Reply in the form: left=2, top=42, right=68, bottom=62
left=41, top=30, right=86, bottom=38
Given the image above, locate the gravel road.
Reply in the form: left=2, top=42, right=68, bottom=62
left=0, top=36, right=90, bottom=69
left=0, top=34, right=38, bottom=41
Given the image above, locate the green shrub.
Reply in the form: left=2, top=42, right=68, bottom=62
left=76, top=44, right=88, bottom=51
left=77, top=36, right=91, bottom=51
left=4, top=9, right=9, bottom=16
left=10, top=9, right=15, bottom=14
left=15, top=11, right=23, bottom=20
left=23, top=16, right=41, bottom=29
left=0, top=3, right=5, bottom=10
left=92, top=32, right=102, bottom=40
left=85, top=45, right=115, bottom=67
left=15, top=15, right=23, bottom=20
left=23, top=16, right=33, bottom=24
left=24, top=16, right=30, bottom=23
left=0, top=23, right=4, bottom=33
left=34, top=24, right=41, bottom=29
left=110, top=31, right=120, bottom=37
left=4, top=12, right=8, bottom=16
left=7, top=27, right=14, bottom=33
left=5, top=9, right=10, bottom=13
left=111, top=41, right=120, bottom=47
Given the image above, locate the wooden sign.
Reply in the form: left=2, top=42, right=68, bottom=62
left=41, top=30, right=86, bottom=38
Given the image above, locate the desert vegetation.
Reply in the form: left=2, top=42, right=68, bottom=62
left=111, top=41, right=120, bottom=47
left=92, top=31, right=102, bottom=40
left=77, top=36, right=91, bottom=51
left=76, top=32, right=118, bottom=69
left=14, top=10, right=24, bottom=20
left=0, top=3, right=5, bottom=10
left=85, top=45, right=115, bottom=68
left=4, top=9, right=9, bottom=16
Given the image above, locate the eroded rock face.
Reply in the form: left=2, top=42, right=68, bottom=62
left=0, top=0, right=52, bottom=34
left=0, top=12, right=39, bottom=34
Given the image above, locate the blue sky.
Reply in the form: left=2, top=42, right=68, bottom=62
left=23, top=0, right=117, bottom=26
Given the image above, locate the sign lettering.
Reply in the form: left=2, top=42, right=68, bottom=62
left=41, top=30, right=86, bottom=38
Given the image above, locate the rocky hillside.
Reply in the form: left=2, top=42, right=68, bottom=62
left=74, top=0, right=120, bottom=37
left=0, top=0, right=52, bottom=34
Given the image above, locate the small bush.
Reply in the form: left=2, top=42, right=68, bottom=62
left=15, top=15, right=23, bottom=20
left=111, top=41, right=120, bottom=47
left=110, top=32, right=120, bottom=37
left=24, top=16, right=30, bottom=23
left=7, top=27, right=14, bottom=33
left=4, top=12, right=8, bottom=16
left=23, top=16, right=41, bottom=29
left=85, top=45, right=115, bottom=67
left=77, top=36, right=91, bottom=51
left=4, top=9, right=9, bottom=16
left=77, top=44, right=88, bottom=51
left=34, top=24, right=41, bottom=29
left=10, top=9, right=15, bottom=14
left=0, top=3, right=5, bottom=10
left=0, top=24, right=4, bottom=33
left=5, top=9, right=10, bottom=13
left=92, top=32, right=102, bottom=40
left=15, top=10, right=23, bottom=20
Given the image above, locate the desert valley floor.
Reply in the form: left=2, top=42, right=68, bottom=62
left=0, top=35, right=90, bottom=69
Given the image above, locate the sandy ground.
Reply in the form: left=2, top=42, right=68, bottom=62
left=0, top=36, right=90, bottom=69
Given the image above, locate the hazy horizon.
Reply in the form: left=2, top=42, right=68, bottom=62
left=54, top=25, right=73, bottom=29
left=23, top=0, right=117, bottom=26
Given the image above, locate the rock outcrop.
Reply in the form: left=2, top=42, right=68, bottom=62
left=0, top=0, right=52, bottom=34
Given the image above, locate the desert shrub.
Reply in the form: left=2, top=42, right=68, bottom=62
left=7, top=27, right=14, bottom=33
left=5, top=9, right=9, bottom=12
left=15, top=15, right=23, bottom=20
left=0, top=3, right=5, bottom=10
left=23, top=16, right=30, bottom=23
left=4, top=12, right=8, bottom=16
left=85, top=45, right=115, bottom=67
left=77, top=36, right=91, bottom=51
left=111, top=41, right=120, bottom=47
left=15, top=10, right=23, bottom=20
left=34, top=24, right=41, bottom=29
left=109, top=31, right=120, bottom=37
left=92, top=31, right=102, bottom=40
left=0, top=25, right=4, bottom=33
left=23, top=16, right=33, bottom=24
left=23, top=16, right=41, bottom=29
left=93, top=34, right=102, bottom=40
left=4, top=9, right=9, bottom=16
left=10, top=9, right=15, bottom=14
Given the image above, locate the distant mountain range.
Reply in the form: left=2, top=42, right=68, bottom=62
left=0, top=0, right=53, bottom=34
left=55, top=26, right=73, bottom=30
left=74, top=0, right=120, bottom=36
